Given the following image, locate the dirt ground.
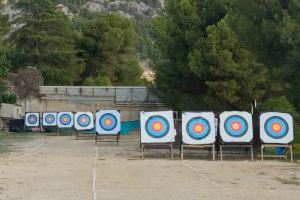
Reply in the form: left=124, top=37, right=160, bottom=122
left=0, top=133, right=299, bottom=200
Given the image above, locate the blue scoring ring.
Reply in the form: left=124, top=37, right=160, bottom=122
left=145, top=115, right=170, bottom=138
left=224, top=115, right=248, bottom=138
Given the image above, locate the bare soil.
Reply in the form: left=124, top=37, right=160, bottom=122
left=0, top=133, right=299, bottom=200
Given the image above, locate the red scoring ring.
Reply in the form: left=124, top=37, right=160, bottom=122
left=152, top=121, right=163, bottom=132
left=230, top=121, right=242, bottom=131
left=192, top=123, right=205, bottom=134
left=271, top=122, right=282, bottom=133
left=104, top=118, right=112, bottom=126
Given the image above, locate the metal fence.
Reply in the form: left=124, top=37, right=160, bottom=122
left=39, top=86, right=161, bottom=104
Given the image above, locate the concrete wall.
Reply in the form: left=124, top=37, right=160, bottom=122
left=0, top=103, right=23, bottom=119
left=18, top=86, right=168, bottom=121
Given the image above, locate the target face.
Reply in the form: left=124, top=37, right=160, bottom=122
left=145, top=115, right=170, bottom=138
left=140, top=111, right=176, bottom=143
left=100, top=114, right=117, bottom=131
left=74, top=112, right=94, bottom=130
left=265, top=116, right=288, bottom=139
left=186, top=117, right=211, bottom=140
left=260, top=112, right=293, bottom=144
left=43, top=112, right=57, bottom=126
left=77, top=114, right=91, bottom=127
left=28, top=114, right=38, bottom=124
left=60, top=114, right=72, bottom=125
left=224, top=115, right=248, bottom=138
left=25, top=112, right=40, bottom=127
left=219, top=111, right=253, bottom=143
left=57, top=112, right=74, bottom=128
left=96, top=110, right=121, bottom=135
left=182, top=112, right=216, bottom=145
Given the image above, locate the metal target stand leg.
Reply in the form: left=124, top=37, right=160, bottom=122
left=141, top=144, right=144, bottom=160
left=212, top=144, right=215, bottom=161
left=170, top=143, right=173, bottom=160
left=181, top=144, right=184, bottom=160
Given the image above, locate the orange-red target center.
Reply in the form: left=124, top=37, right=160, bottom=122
left=104, top=118, right=112, bottom=126
left=152, top=121, right=163, bottom=132
left=271, top=122, right=282, bottom=133
left=63, top=117, right=68, bottom=122
left=231, top=121, right=242, bottom=131
left=81, top=117, right=87, bottom=123
left=193, top=123, right=204, bottom=134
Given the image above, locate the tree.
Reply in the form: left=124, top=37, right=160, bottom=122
left=153, top=0, right=267, bottom=111
left=76, top=13, right=143, bottom=86
left=227, top=0, right=300, bottom=111
left=10, top=0, right=83, bottom=85
left=0, top=0, right=11, bottom=76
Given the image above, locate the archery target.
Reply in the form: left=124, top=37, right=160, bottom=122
left=219, top=111, right=253, bottom=143
left=42, top=112, right=57, bottom=126
left=140, top=111, right=176, bottom=143
left=96, top=110, right=121, bottom=135
left=182, top=112, right=216, bottom=145
left=25, top=112, right=40, bottom=127
left=260, top=112, right=293, bottom=144
left=74, top=112, right=94, bottom=130
left=57, top=112, right=74, bottom=128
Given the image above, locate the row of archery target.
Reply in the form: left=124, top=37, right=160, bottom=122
left=140, top=111, right=293, bottom=144
left=25, top=111, right=121, bottom=134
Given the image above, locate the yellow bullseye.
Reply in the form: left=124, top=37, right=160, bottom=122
left=105, top=119, right=112, bottom=125
left=272, top=123, right=281, bottom=132
left=194, top=124, right=203, bottom=132
left=232, top=122, right=241, bottom=131
left=153, top=122, right=162, bottom=131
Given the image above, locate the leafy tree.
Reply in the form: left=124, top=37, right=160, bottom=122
left=10, top=0, right=83, bottom=85
left=76, top=12, right=143, bottom=86
left=153, top=0, right=267, bottom=111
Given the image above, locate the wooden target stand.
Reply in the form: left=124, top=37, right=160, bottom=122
left=95, top=133, right=120, bottom=145
left=180, top=143, right=215, bottom=160
left=260, top=143, right=293, bottom=162
left=141, top=142, right=174, bottom=160
left=219, top=141, right=254, bottom=161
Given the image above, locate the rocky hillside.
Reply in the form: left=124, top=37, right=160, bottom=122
left=4, top=0, right=163, bottom=19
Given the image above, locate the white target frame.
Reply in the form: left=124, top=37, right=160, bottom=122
left=57, top=112, right=74, bottom=128
left=74, top=112, right=94, bottom=130
left=96, top=110, right=121, bottom=135
left=140, top=111, right=176, bottom=143
left=219, top=111, right=253, bottom=143
left=42, top=112, right=57, bottom=126
left=182, top=112, right=216, bottom=145
left=260, top=112, right=293, bottom=144
left=25, top=112, right=40, bottom=127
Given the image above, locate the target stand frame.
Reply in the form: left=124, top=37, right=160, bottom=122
left=95, top=133, right=120, bottom=146
left=219, top=141, right=254, bottom=161
left=75, top=129, right=95, bottom=140
left=260, top=143, right=293, bottom=162
left=141, top=142, right=174, bottom=160
left=180, top=143, right=215, bottom=160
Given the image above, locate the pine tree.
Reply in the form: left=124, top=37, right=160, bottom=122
left=10, top=0, right=83, bottom=85
left=76, top=13, right=143, bottom=86
left=153, top=0, right=267, bottom=111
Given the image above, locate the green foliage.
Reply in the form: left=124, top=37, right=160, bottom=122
left=0, top=0, right=11, bottom=76
left=153, top=0, right=267, bottom=111
left=83, top=76, right=112, bottom=86
left=227, top=0, right=300, bottom=111
left=2, top=93, right=17, bottom=104
left=10, top=0, right=84, bottom=85
left=76, top=12, right=143, bottom=85
left=258, top=96, right=297, bottom=116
